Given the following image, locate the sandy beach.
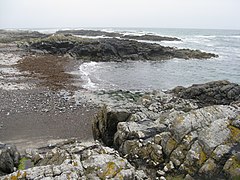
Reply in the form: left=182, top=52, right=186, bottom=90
left=0, top=43, right=97, bottom=152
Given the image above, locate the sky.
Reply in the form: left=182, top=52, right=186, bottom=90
left=0, top=0, right=240, bottom=30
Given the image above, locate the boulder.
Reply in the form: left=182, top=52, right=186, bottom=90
left=0, top=142, right=20, bottom=176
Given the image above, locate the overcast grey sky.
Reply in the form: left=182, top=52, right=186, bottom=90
left=0, top=0, right=239, bottom=29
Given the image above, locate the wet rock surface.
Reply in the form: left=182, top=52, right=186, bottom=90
left=25, top=34, right=217, bottom=61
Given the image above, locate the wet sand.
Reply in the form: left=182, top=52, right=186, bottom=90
left=0, top=44, right=97, bottom=152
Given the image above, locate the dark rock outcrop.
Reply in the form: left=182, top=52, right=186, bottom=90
left=122, top=34, right=181, bottom=42
left=170, top=80, right=240, bottom=107
left=0, top=142, right=20, bottom=176
left=56, top=29, right=121, bottom=38
left=26, top=34, right=217, bottom=61
left=56, top=29, right=181, bottom=42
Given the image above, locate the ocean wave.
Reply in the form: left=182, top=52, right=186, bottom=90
left=74, top=35, right=111, bottom=39
left=194, top=35, right=216, bottom=38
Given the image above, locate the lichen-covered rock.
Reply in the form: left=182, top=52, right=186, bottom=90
left=92, top=81, right=240, bottom=179
left=1, top=140, right=145, bottom=179
left=0, top=142, right=20, bottom=176
left=223, top=153, right=240, bottom=179
left=198, top=158, right=217, bottom=177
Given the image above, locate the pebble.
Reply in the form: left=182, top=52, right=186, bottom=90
left=160, top=176, right=166, bottom=180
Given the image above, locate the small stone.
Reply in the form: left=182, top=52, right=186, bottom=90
left=42, top=108, right=49, bottom=112
left=160, top=176, right=166, bottom=180
left=184, top=174, right=194, bottom=180
left=163, top=161, right=174, bottom=172
left=157, top=170, right=165, bottom=176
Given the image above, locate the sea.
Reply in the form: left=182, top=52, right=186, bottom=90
left=39, top=28, right=240, bottom=91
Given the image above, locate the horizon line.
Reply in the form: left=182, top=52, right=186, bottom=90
left=1, top=26, right=240, bottom=31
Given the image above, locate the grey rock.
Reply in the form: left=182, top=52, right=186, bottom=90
left=91, top=82, right=240, bottom=178
left=2, top=141, right=145, bottom=179
left=170, top=80, right=240, bottom=107
left=0, top=142, right=20, bottom=175
left=223, top=154, right=240, bottom=179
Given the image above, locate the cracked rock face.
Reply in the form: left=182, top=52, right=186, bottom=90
left=92, top=81, right=240, bottom=179
left=2, top=140, right=145, bottom=179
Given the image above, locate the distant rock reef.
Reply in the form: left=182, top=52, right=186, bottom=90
left=56, top=29, right=181, bottom=42
left=0, top=29, right=218, bottom=61
left=24, top=34, right=217, bottom=62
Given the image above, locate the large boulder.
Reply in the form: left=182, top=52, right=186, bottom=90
left=0, top=142, right=20, bottom=176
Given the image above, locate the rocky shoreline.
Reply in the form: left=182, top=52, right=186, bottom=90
left=0, top=30, right=239, bottom=179
left=1, top=81, right=240, bottom=179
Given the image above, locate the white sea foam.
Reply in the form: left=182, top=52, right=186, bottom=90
left=74, top=35, right=114, bottom=39
left=79, top=62, right=99, bottom=90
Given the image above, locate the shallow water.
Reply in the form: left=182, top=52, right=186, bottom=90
left=78, top=28, right=240, bottom=91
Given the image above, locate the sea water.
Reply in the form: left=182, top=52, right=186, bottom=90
left=79, top=28, right=240, bottom=91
